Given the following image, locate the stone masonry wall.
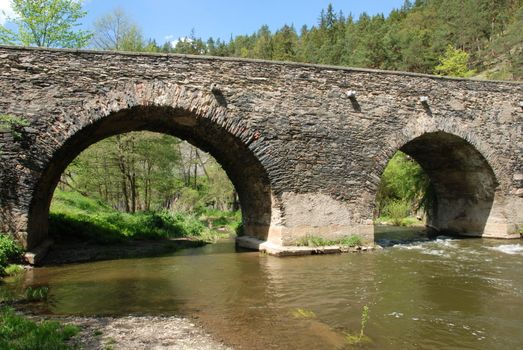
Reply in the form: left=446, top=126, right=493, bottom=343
left=0, top=46, right=521, bottom=249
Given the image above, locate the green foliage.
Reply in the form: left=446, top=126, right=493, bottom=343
left=376, top=151, right=431, bottom=223
left=382, top=200, right=411, bottom=226
left=296, top=235, right=362, bottom=247
left=92, top=8, right=145, bottom=51
left=24, top=286, right=49, bottom=302
left=0, top=114, right=29, bottom=141
left=0, top=234, right=22, bottom=275
left=49, top=189, right=225, bottom=243
left=434, top=45, right=476, bottom=77
left=0, top=307, right=78, bottom=350
left=155, top=2, right=522, bottom=80
left=291, top=308, right=316, bottom=319
left=197, top=208, right=241, bottom=232
left=3, top=264, right=24, bottom=276
left=0, top=0, right=92, bottom=48
left=61, top=132, right=238, bottom=216
left=345, top=305, right=372, bottom=345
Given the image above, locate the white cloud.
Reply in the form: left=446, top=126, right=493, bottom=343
left=0, top=0, right=15, bottom=25
left=170, top=36, right=192, bottom=48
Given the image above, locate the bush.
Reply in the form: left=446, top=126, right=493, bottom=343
left=3, top=265, right=24, bottom=276
left=0, top=234, right=22, bottom=274
left=382, top=200, right=410, bottom=226
left=0, top=307, right=78, bottom=350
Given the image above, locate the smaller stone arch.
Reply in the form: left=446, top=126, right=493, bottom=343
left=373, top=129, right=516, bottom=237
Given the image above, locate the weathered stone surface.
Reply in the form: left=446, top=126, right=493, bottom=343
left=0, top=46, right=521, bottom=251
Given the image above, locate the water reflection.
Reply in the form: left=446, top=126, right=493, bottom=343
left=3, top=235, right=523, bottom=350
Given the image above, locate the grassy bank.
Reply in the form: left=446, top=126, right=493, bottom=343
left=0, top=307, right=78, bottom=350
left=50, top=190, right=241, bottom=244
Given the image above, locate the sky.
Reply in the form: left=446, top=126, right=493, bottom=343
left=1, top=0, right=406, bottom=45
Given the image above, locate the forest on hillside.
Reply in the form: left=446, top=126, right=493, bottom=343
left=160, top=0, right=523, bottom=80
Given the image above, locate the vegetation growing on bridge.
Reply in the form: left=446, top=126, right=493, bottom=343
left=296, top=234, right=363, bottom=247
left=0, top=114, right=29, bottom=141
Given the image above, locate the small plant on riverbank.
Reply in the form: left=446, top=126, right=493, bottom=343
left=0, top=307, right=78, bottom=350
left=345, top=305, right=371, bottom=345
left=382, top=200, right=411, bottom=226
left=0, top=234, right=22, bottom=276
left=3, top=264, right=24, bottom=276
left=296, top=235, right=362, bottom=247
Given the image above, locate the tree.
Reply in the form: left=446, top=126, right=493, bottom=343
left=0, top=0, right=91, bottom=48
left=252, top=25, right=273, bottom=59
left=272, top=25, right=298, bottom=61
left=92, top=8, right=144, bottom=51
left=376, top=151, right=431, bottom=218
left=434, top=45, right=476, bottom=77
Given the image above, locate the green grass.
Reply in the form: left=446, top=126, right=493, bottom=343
left=0, top=234, right=22, bottom=276
left=49, top=189, right=237, bottom=244
left=197, top=208, right=242, bottom=232
left=296, top=235, right=363, bottom=247
left=0, top=307, right=79, bottom=350
left=374, top=216, right=422, bottom=227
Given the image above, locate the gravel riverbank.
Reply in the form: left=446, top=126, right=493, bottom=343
left=26, top=313, right=232, bottom=350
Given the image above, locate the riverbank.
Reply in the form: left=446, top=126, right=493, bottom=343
left=15, top=310, right=232, bottom=350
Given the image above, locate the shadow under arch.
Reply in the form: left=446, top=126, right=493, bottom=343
left=379, top=131, right=499, bottom=236
left=26, top=105, right=273, bottom=249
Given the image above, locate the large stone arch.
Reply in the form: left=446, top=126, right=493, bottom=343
left=23, top=82, right=279, bottom=249
left=370, top=115, right=519, bottom=238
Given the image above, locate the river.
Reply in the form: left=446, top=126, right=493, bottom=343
left=2, top=227, right=523, bottom=349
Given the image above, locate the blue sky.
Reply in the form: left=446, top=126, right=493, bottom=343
left=81, top=0, right=405, bottom=44
left=1, top=1, right=406, bottom=44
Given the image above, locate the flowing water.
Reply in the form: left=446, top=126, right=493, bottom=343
left=2, top=227, right=523, bottom=349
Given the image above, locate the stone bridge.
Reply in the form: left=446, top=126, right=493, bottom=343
left=0, top=46, right=521, bottom=252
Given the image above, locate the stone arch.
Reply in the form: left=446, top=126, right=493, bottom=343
left=24, top=82, right=276, bottom=249
left=373, top=128, right=509, bottom=237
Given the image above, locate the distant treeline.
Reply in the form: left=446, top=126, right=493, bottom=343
left=142, top=1, right=522, bottom=80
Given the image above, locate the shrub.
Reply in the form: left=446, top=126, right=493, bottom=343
left=0, top=234, right=22, bottom=274
left=3, top=265, right=24, bottom=276
left=382, top=200, right=410, bottom=226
